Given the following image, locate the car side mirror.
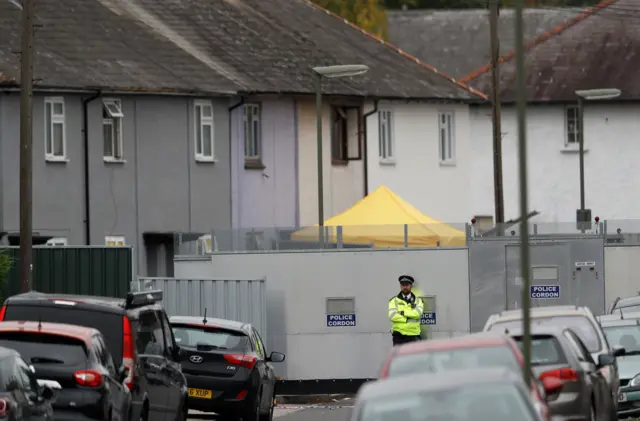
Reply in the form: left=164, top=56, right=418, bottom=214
left=267, top=351, right=285, bottom=363
left=598, top=354, right=616, bottom=367
left=172, top=346, right=185, bottom=362
left=118, top=365, right=129, bottom=383
left=541, top=376, right=563, bottom=395
left=40, top=386, right=54, bottom=401
left=613, top=345, right=626, bottom=357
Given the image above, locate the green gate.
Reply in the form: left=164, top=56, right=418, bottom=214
left=0, top=247, right=133, bottom=302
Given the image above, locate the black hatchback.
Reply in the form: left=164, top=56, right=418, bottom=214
left=170, top=316, right=285, bottom=421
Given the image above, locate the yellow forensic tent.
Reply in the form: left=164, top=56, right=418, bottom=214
left=291, top=186, right=466, bottom=247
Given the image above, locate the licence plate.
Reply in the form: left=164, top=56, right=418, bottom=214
left=188, top=388, right=212, bottom=399
left=619, top=393, right=628, bottom=402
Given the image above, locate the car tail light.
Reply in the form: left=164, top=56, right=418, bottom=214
left=74, top=370, right=103, bottom=387
left=224, top=354, right=257, bottom=370
left=539, top=367, right=578, bottom=382
left=0, top=305, right=6, bottom=321
left=122, top=316, right=135, bottom=390
left=0, top=398, right=9, bottom=416
left=236, top=390, right=248, bottom=400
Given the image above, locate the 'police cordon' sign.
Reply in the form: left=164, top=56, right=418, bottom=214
left=530, top=285, right=560, bottom=299
left=326, top=314, right=356, bottom=327
left=421, top=312, right=437, bottom=325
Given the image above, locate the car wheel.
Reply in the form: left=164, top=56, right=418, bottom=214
left=242, top=391, right=261, bottom=421
left=259, top=393, right=274, bottom=421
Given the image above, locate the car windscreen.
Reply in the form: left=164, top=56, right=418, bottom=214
left=489, top=315, right=601, bottom=353
left=511, top=334, right=567, bottom=365
left=387, top=346, right=520, bottom=378
left=358, top=382, right=536, bottom=421
left=171, top=324, right=250, bottom=352
left=3, top=304, right=123, bottom=363
left=602, top=325, right=640, bottom=354
left=0, top=332, right=87, bottom=366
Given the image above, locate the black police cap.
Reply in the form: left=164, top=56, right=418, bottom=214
left=398, top=275, right=415, bottom=284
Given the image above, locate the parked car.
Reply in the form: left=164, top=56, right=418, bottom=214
left=0, top=321, right=131, bottom=421
left=483, top=304, right=625, bottom=413
left=608, top=296, right=640, bottom=315
left=0, top=290, right=188, bottom=421
left=170, top=315, right=285, bottom=421
left=378, top=331, right=550, bottom=418
left=0, top=346, right=58, bottom=421
left=351, top=367, right=563, bottom=421
left=504, top=324, right=617, bottom=421
left=598, top=316, right=640, bottom=418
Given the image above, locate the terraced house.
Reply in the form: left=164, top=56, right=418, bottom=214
left=0, top=0, right=484, bottom=275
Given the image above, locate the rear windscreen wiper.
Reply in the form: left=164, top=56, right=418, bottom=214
left=30, top=356, right=65, bottom=364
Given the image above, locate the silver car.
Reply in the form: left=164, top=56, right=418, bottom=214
left=502, top=324, right=616, bottom=421
left=484, top=304, right=625, bottom=414
left=608, top=296, right=640, bottom=315
left=350, top=367, right=559, bottom=421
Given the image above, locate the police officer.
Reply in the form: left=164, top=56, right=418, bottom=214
left=388, top=275, right=424, bottom=346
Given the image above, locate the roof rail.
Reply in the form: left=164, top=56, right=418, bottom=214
left=125, top=290, right=163, bottom=309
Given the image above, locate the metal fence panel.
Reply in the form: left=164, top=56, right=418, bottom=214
left=468, top=237, right=605, bottom=332
left=604, top=245, right=640, bottom=305
left=1, top=246, right=133, bottom=300
left=133, top=277, right=267, bottom=343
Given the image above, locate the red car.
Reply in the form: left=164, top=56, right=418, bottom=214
left=379, top=333, right=563, bottom=421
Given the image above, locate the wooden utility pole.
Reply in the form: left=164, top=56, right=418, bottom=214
left=489, top=0, right=505, bottom=226
left=19, top=0, right=35, bottom=292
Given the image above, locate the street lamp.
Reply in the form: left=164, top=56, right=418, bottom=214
left=575, top=88, right=621, bottom=231
left=312, top=64, right=369, bottom=246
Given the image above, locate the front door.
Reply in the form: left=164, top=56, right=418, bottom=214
left=136, top=311, right=170, bottom=421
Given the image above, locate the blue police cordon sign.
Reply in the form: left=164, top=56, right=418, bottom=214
left=530, top=285, right=560, bottom=299
left=421, top=312, right=436, bottom=325
left=326, top=314, right=356, bottom=327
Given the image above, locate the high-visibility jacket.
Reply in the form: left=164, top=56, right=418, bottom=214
left=388, top=293, right=424, bottom=337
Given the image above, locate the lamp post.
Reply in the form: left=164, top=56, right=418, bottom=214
left=575, top=88, right=621, bottom=232
left=312, top=65, right=369, bottom=246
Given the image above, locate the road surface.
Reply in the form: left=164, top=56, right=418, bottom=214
left=188, top=397, right=354, bottom=420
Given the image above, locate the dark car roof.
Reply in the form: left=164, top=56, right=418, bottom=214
left=5, top=291, right=162, bottom=316
left=0, top=321, right=98, bottom=343
left=358, top=367, right=523, bottom=401
left=393, top=332, right=513, bottom=355
left=169, top=316, right=250, bottom=333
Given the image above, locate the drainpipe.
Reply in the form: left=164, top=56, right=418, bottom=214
left=82, top=92, right=101, bottom=245
left=228, top=97, right=245, bottom=235
left=362, top=100, right=379, bottom=196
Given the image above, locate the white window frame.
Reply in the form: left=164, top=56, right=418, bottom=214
left=102, top=98, right=125, bottom=161
left=244, top=103, right=261, bottom=161
left=105, top=236, right=126, bottom=246
left=565, top=105, right=579, bottom=148
left=378, top=109, right=395, bottom=163
left=438, top=111, right=455, bottom=165
left=44, top=97, right=67, bottom=162
left=194, top=100, right=215, bottom=162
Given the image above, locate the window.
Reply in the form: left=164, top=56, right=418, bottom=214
left=194, top=100, right=214, bottom=161
left=438, top=111, right=455, bottom=163
left=378, top=109, right=394, bottom=162
left=512, top=334, right=567, bottom=366
left=244, top=104, right=261, bottom=162
left=105, top=236, right=125, bottom=246
left=93, top=335, right=117, bottom=376
left=102, top=99, right=124, bottom=160
left=15, top=357, right=38, bottom=394
left=331, top=106, right=348, bottom=162
left=252, top=328, right=266, bottom=359
left=326, top=297, right=355, bottom=314
left=566, top=105, right=579, bottom=146
left=136, top=311, right=165, bottom=356
left=44, top=97, right=66, bottom=161
left=158, top=311, right=176, bottom=356
left=171, top=324, right=249, bottom=352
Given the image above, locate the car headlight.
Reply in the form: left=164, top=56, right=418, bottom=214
left=629, top=374, right=640, bottom=387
